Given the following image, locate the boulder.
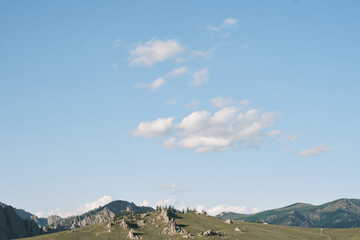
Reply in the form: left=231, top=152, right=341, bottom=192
left=127, top=228, right=140, bottom=239
left=225, top=219, right=233, bottom=224
left=234, top=227, right=241, bottom=232
left=198, top=230, right=221, bottom=237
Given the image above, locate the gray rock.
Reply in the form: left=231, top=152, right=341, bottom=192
left=225, top=219, right=233, bottom=224
left=162, top=218, right=185, bottom=235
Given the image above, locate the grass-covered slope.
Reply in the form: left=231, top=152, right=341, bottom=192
left=22, top=209, right=360, bottom=240
left=217, top=198, right=360, bottom=228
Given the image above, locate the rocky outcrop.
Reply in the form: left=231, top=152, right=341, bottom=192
left=0, top=205, right=43, bottom=240
left=234, top=227, right=241, bottom=232
left=224, top=219, right=233, bottom=224
left=127, top=228, right=140, bottom=239
left=198, top=230, right=222, bottom=237
left=161, top=218, right=185, bottom=235
left=116, top=219, right=130, bottom=230
left=49, top=200, right=153, bottom=231
left=157, top=208, right=171, bottom=223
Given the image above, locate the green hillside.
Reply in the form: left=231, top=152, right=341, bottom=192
left=22, top=209, right=360, bottom=240
left=217, top=198, right=360, bottom=228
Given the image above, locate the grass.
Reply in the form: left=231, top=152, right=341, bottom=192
left=22, top=211, right=360, bottom=240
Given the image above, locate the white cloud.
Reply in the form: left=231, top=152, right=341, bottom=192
left=240, top=42, right=249, bottom=49
left=139, top=200, right=151, bottom=207
left=300, top=144, right=334, bottom=156
left=239, top=99, right=251, bottom=107
left=186, top=99, right=198, bottom=109
left=206, top=25, right=221, bottom=32
left=199, top=205, right=248, bottom=216
left=222, top=18, right=238, bottom=28
left=166, top=99, right=179, bottom=106
left=133, top=100, right=283, bottom=152
left=206, top=18, right=238, bottom=32
left=35, top=195, right=113, bottom=218
left=189, top=48, right=215, bottom=60
left=111, top=63, right=118, bottom=69
left=252, top=208, right=262, bottom=213
left=211, top=97, right=233, bottom=108
left=212, top=98, right=252, bottom=108
left=167, top=108, right=278, bottom=152
left=156, top=199, right=177, bottom=207
left=135, top=77, right=165, bottom=91
left=176, top=48, right=215, bottom=63
left=133, top=116, right=174, bottom=138
left=130, top=38, right=183, bottom=66
left=113, top=39, right=121, bottom=47
left=192, top=68, right=209, bottom=86
left=160, top=182, right=180, bottom=190
left=166, top=66, right=187, bottom=78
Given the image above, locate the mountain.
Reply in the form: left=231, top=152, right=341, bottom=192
left=0, top=204, right=43, bottom=240
left=0, top=202, right=62, bottom=228
left=48, top=200, right=154, bottom=231
left=216, top=198, right=360, bottom=228
left=21, top=208, right=360, bottom=240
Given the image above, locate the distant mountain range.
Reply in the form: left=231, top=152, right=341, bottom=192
left=216, top=198, right=360, bottom=228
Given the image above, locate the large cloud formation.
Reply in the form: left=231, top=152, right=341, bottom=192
left=133, top=103, right=281, bottom=152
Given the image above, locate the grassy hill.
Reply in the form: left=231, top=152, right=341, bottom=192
left=217, top=198, right=360, bottom=228
left=21, top=209, right=360, bottom=240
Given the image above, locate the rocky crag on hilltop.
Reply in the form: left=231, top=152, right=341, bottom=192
left=48, top=200, right=154, bottom=231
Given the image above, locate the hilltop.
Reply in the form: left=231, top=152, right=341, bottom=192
left=47, top=200, right=154, bottom=231
left=217, top=198, right=360, bottom=228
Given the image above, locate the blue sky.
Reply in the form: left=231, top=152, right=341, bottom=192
left=1, top=0, right=360, bottom=217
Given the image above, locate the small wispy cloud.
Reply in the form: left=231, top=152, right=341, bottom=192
left=111, top=63, right=118, bottom=69
left=166, top=99, right=179, bottom=106
left=156, top=199, right=177, bottom=207
left=135, top=77, right=166, bottom=91
left=211, top=97, right=233, bottom=108
left=132, top=116, right=174, bottom=138
left=207, top=17, right=238, bottom=32
left=130, top=38, right=184, bottom=66
left=166, top=66, right=188, bottom=78
left=240, top=42, right=249, bottom=49
left=113, top=39, right=121, bottom=47
left=192, top=67, right=209, bottom=86
left=222, top=18, right=238, bottom=28
left=300, top=144, right=334, bottom=156
left=186, top=99, right=199, bottom=109
left=160, top=182, right=180, bottom=190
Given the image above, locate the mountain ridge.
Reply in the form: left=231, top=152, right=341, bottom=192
left=216, top=198, right=360, bottom=228
left=0, top=202, right=62, bottom=228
